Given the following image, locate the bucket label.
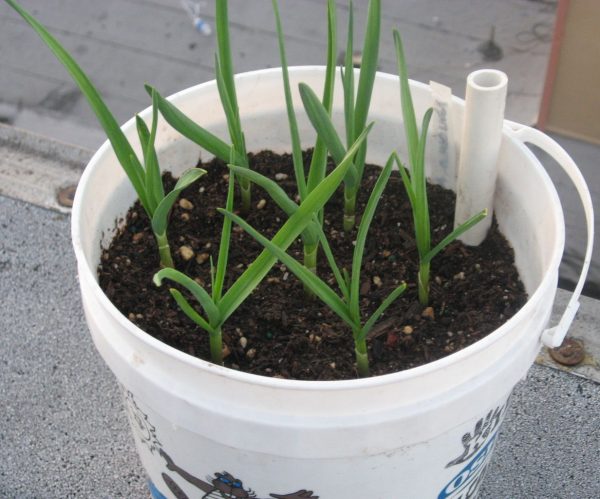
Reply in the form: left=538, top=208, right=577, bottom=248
left=124, top=390, right=319, bottom=499
left=438, top=402, right=509, bottom=499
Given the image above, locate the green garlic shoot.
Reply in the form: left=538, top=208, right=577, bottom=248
left=393, top=30, right=487, bottom=305
left=154, top=132, right=370, bottom=365
left=5, top=0, right=205, bottom=269
left=146, top=0, right=252, bottom=214
left=222, top=153, right=406, bottom=378
left=272, top=0, right=337, bottom=275
left=339, top=0, right=381, bottom=232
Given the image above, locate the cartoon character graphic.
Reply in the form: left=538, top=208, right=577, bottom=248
left=158, top=448, right=319, bottom=499
left=439, top=401, right=510, bottom=499
left=123, top=390, right=319, bottom=499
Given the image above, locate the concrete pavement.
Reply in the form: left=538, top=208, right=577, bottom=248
left=0, top=0, right=555, bottom=148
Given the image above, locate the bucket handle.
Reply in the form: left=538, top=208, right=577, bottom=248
left=505, top=122, right=594, bottom=348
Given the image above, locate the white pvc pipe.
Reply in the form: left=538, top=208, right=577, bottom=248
left=454, top=69, right=508, bottom=245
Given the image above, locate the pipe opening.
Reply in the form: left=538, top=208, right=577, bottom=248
left=468, top=70, right=507, bottom=91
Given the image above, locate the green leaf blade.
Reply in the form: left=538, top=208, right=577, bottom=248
left=343, top=1, right=356, bottom=149
left=359, top=282, right=407, bottom=341
left=220, top=210, right=355, bottom=328
left=5, top=0, right=152, bottom=213
left=145, top=90, right=165, bottom=211
left=154, top=267, right=220, bottom=326
left=147, top=85, right=234, bottom=163
left=213, top=172, right=236, bottom=303
left=169, top=289, right=214, bottom=334
left=272, top=0, right=306, bottom=200
left=350, top=153, right=394, bottom=319
left=299, top=83, right=347, bottom=165
left=218, top=124, right=372, bottom=323
left=394, top=29, right=419, bottom=172
left=215, top=0, right=239, bottom=118
left=227, top=165, right=298, bottom=217
left=151, top=168, right=206, bottom=237
left=353, top=0, right=381, bottom=137
left=422, top=209, right=488, bottom=265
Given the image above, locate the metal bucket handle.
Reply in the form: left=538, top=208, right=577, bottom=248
left=506, top=122, right=594, bottom=348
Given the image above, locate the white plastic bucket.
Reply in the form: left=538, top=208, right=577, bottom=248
left=72, top=68, right=593, bottom=499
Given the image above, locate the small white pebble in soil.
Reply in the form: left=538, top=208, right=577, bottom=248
left=373, top=276, right=383, bottom=287
left=180, top=212, right=190, bottom=222
left=222, top=174, right=230, bottom=181
left=136, top=313, right=144, bottom=319
left=475, top=263, right=481, bottom=271
left=246, top=348, right=257, bottom=359
left=314, top=335, right=322, bottom=343
left=256, top=199, right=267, bottom=210
left=239, top=337, right=248, bottom=349
left=447, top=331, right=454, bottom=337
left=199, top=186, right=205, bottom=193
left=275, top=173, right=288, bottom=181
left=196, top=252, right=210, bottom=265
left=283, top=272, right=289, bottom=281
left=128, top=313, right=136, bottom=321
left=403, top=325, right=414, bottom=335
left=267, top=277, right=280, bottom=284
left=309, top=333, right=315, bottom=342
left=236, top=263, right=244, bottom=269
left=453, top=271, right=465, bottom=281
left=204, top=242, right=212, bottom=249
left=179, top=198, right=194, bottom=210
left=435, top=276, right=443, bottom=285
left=330, top=362, right=336, bottom=369
left=179, top=245, right=195, bottom=261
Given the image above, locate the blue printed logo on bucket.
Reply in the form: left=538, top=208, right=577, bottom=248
left=438, top=431, right=497, bottom=499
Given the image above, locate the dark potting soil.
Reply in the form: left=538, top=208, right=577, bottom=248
left=98, top=151, right=527, bottom=380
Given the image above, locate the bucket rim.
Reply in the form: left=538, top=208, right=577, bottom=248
left=71, top=66, right=565, bottom=392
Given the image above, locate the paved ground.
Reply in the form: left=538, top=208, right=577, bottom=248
left=0, top=0, right=556, bottom=148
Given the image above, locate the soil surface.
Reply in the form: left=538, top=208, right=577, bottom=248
left=99, top=151, right=527, bottom=380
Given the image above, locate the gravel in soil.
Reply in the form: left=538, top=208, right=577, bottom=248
left=98, top=151, right=527, bottom=380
